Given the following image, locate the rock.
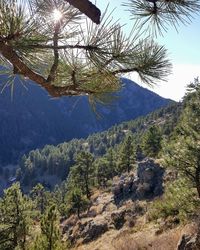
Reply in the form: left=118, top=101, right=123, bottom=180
left=63, top=216, right=109, bottom=245
left=81, top=218, right=109, bottom=244
left=177, top=220, right=200, bottom=250
left=87, top=206, right=98, bottom=217
left=111, top=209, right=126, bottom=229
left=62, top=159, right=165, bottom=246
left=112, top=158, right=164, bottom=202
left=177, top=234, right=196, bottom=250
left=136, top=158, right=164, bottom=199
left=136, top=182, right=151, bottom=199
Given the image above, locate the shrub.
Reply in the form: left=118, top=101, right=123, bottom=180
left=148, top=179, right=199, bottom=223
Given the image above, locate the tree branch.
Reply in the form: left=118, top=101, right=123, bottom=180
left=47, top=22, right=60, bottom=83
left=65, top=0, right=101, bottom=24
left=0, top=41, right=95, bottom=97
left=19, top=44, right=99, bottom=51
left=111, top=67, right=138, bottom=75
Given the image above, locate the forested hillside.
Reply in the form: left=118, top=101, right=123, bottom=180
left=0, top=79, right=200, bottom=250
left=15, top=101, right=181, bottom=190
left=0, top=76, right=172, bottom=165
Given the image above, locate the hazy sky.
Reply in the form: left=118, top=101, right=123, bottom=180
left=91, top=1, right=200, bottom=101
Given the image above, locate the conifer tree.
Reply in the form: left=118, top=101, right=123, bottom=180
left=68, top=151, right=94, bottom=198
left=142, top=125, right=162, bottom=157
left=30, top=183, right=47, bottom=215
left=95, top=157, right=111, bottom=187
left=0, top=0, right=174, bottom=101
left=0, top=183, right=32, bottom=250
left=31, top=205, right=65, bottom=250
left=66, top=187, right=89, bottom=218
left=106, top=148, right=117, bottom=176
left=119, top=135, right=135, bottom=173
left=41, top=205, right=61, bottom=250
left=164, top=78, right=200, bottom=197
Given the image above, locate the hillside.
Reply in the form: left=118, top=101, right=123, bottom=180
left=14, top=101, right=181, bottom=191
left=0, top=76, right=172, bottom=165
left=0, top=80, right=200, bottom=250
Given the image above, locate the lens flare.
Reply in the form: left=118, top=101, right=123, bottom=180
left=53, top=9, right=62, bottom=21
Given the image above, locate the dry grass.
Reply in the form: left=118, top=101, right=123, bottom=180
left=74, top=223, right=196, bottom=250
left=112, top=223, right=197, bottom=250
left=112, top=234, right=141, bottom=250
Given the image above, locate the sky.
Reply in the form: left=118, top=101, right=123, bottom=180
left=91, top=0, right=200, bottom=101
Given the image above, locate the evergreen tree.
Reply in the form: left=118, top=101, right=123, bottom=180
left=135, top=144, right=144, bottom=161
left=66, top=188, right=89, bottom=219
left=142, top=125, right=162, bottom=157
left=53, top=182, right=68, bottom=216
left=30, top=184, right=48, bottom=215
left=30, top=205, right=65, bottom=250
left=0, top=183, right=32, bottom=250
left=0, top=0, right=175, bottom=100
left=95, top=157, right=111, bottom=188
left=119, top=135, right=135, bottom=173
left=68, top=151, right=94, bottom=198
left=106, top=148, right=117, bottom=177
left=164, top=78, right=200, bottom=197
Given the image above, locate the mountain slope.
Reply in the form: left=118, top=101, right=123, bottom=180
left=0, top=76, right=173, bottom=164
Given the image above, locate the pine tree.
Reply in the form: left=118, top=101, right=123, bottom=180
left=119, top=135, right=135, bottom=173
left=95, top=157, right=112, bottom=187
left=68, top=151, right=94, bottom=199
left=30, top=183, right=48, bottom=215
left=66, top=188, right=89, bottom=219
left=0, top=183, right=32, bottom=250
left=164, top=78, right=200, bottom=197
left=124, top=0, right=200, bottom=36
left=30, top=205, right=65, bottom=250
left=0, top=0, right=174, bottom=101
left=142, top=125, right=162, bottom=157
left=41, top=205, right=60, bottom=250
left=106, top=148, right=117, bottom=177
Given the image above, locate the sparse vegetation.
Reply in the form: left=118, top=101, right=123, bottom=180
left=149, top=179, right=199, bottom=223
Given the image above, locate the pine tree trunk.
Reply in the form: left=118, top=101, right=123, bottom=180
left=84, top=173, right=90, bottom=199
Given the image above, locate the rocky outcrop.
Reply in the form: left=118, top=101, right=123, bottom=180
left=62, top=158, right=164, bottom=246
left=177, top=234, right=196, bottom=250
left=63, top=216, right=109, bottom=245
left=113, top=158, right=164, bottom=202
left=177, top=220, right=200, bottom=250
left=62, top=196, right=145, bottom=245
left=136, top=158, right=164, bottom=199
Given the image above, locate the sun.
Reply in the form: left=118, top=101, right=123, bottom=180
left=53, top=9, right=63, bottom=22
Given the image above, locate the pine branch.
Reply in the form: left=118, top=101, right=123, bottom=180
left=0, top=41, right=95, bottom=97
left=16, top=44, right=99, bottom=51
left=65, top=0, right=101, bottom=24
left=124, top=0, right=200, bottom=35
left=0, top=0, right=172, bottom=98
left=47, top=22, right=60, bottom=83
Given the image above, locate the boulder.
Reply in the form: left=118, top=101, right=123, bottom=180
left=177, top=219, right=200, bottom=250
left=111, top=209, right=126, bottom=229
left=136, top=158, right=164, bottom=199
left=136, top=182, right=151, bottom=199
left=81, top=218, right=109, bottom=244
left=64, top=216, right=109, bottom=245
left=112, top=158, right=164, bottom=201
left=177, top=234, right=196, bottom=250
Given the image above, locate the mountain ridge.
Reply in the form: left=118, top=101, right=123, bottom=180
left=0, top=76, right=173, bottom=164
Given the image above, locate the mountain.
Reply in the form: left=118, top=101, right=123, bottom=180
left=0, top=76, right=173, bottom=164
